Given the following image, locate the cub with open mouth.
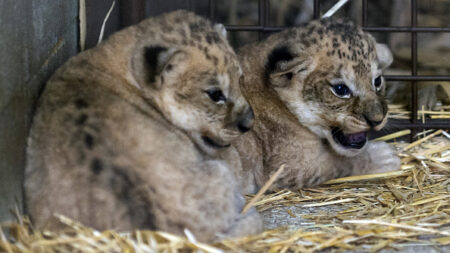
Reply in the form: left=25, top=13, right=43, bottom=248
left=232, top=18, right=401, bottom=193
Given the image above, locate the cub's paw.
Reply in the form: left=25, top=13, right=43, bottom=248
left=219, top=208, right=263, bottom=240
left=355, top=141, right=401, bottom=175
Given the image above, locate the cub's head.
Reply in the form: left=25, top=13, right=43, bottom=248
left=130, top=11, right=253, bottom=154
left=265, top=18, right=393, bottom=157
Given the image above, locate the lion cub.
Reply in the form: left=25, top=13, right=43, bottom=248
left=25, top=10, right=261, bottom=242
left=233, top=18, right=401, bottom=193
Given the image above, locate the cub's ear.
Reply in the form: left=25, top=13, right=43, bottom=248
left=376, top=43, right=393, bottom=69
left=144, top=46, right=174, bottom=84
left=131, top=45, right=188, bottom=89
left=265, top=46, right=308, bottom=88
left=214, top=23, right=227, bottom=39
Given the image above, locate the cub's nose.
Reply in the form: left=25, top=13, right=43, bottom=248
left=236, top=106, right=254, bottom=133
left=363, top=100, right=386, bottom=128
left=364, top=115, right=383, bottom=127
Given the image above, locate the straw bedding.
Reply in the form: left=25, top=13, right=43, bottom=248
left=1, top=130, right=449, bottom=252
left=388, top=104, right=450, bottom=121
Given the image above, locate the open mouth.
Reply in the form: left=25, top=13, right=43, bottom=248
left=202, top=136, right=230, bottom=149
left=331, top=128, right=367, bottom=149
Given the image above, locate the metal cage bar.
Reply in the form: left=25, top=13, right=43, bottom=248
left=385, top=75, right=450, bottom=81
left=411, top=0, right=418, bottom=125
left=208, top=0, right=215, bottom=22
left=119, top=0, right=146, bottom=27
left=258, top=0, right=269, bottom=39
left=314, top=0, right=320, bottom=19
left=363, top=27, right=450, bottom=32
left=362, top=0, right=368, bottom=26
left=224, top=25, right=450, bottom=33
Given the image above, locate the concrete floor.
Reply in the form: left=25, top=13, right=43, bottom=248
left=262, top=205, right=449, bottom=253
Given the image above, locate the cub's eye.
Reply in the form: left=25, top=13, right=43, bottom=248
left=205, top=88, right=226, bottom=104
left=330, top=84, right=352, bottom=98
left=373, top=76, right=383, bottom=91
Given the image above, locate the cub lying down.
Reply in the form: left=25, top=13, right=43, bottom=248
left=233, top=18, right=401, bottom=193
left=25, top=10, right=262, bottom=242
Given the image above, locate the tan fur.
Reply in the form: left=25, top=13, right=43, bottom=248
left=233, top=19, right=400, bottom=193
left=25, top=10, right=262, bottom=242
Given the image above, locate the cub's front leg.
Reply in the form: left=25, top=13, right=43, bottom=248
left=350, top=141, right=401, bottom=176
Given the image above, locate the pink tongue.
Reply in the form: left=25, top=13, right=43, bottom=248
left=346, top=132, right=366, bottom=143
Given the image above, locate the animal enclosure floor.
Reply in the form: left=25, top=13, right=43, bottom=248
left=1, top=130, right=449, bottom=252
